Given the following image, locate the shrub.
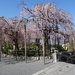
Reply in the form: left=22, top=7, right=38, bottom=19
left=67, top=45, right=72, bottom=51
left=52, top=45, right=66, bottom=52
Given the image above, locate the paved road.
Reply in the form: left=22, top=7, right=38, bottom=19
left=0, top=55, right=75, bottom=75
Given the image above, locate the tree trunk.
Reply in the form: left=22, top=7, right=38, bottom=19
left=55, top=33, right=56, bottom=49
left=44, top=33, right=46, bottom=56
left=0, top=45, right=1, bottom=62
left=15, top=31, right=19, bottom=61
left=48, top=36, right=51, bottom=58
left=64, top=36, right=66, bottom=50
left=71, top=40, right=73, bottom=50
left=57, top=34, right=59, bottom=47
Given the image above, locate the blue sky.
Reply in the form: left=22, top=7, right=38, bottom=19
left=0, top=0, right=75, bottom=23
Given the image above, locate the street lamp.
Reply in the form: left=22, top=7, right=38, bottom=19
left=42, top=27, right=47, bottom=64
left=42, top=32, right=45, bottom=64
left=21, top=18, right=28, bottom=63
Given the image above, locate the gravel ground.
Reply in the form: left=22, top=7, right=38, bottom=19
left=33, top=62, right=75, bottom=75
left=1, top=55, right=75, bottom=75
left=0, top=55, right=53, bottom=75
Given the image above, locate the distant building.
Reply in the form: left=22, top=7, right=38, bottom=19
left=62, top=43, right=69, bottom=50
